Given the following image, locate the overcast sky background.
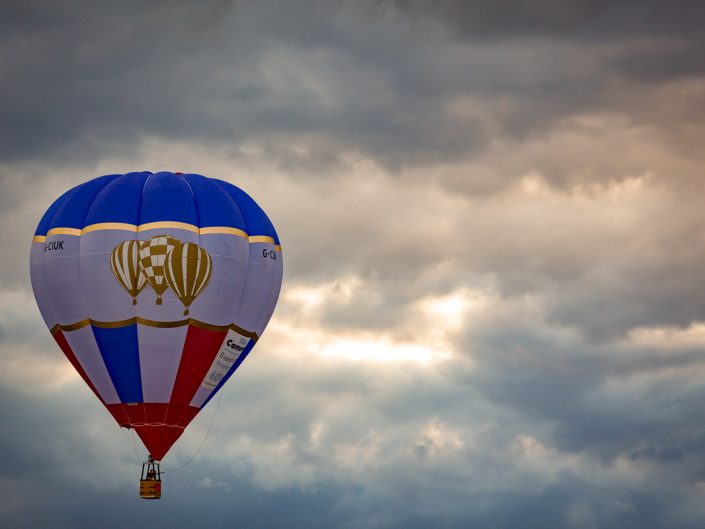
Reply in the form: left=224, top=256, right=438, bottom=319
left=2, top=1, right=705, bottom=528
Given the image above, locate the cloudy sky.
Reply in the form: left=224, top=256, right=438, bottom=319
left=3, top=1, right=705, bottom=527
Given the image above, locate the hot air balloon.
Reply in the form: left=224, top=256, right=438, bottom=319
left=29, top=172, right=283, bottom=499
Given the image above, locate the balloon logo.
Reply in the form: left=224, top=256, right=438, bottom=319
left=110, top=240, right=147, bottom=305
left=137, top=235, right=182, bottom=305
left=112, top=236, right=214, bottom=315
left=164, top=242, right=212, bottom=316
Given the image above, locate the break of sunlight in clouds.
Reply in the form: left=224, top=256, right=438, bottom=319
left=626, top=324, right=705, bottom=351
left=276, top=280, right=486, bottom=364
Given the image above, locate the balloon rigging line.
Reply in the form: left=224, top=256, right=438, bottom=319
left=121, top=425, right=143, bottom=466
left=130, top=430, right=143, bottom=465
left=161, top=388, right=224, bottom=474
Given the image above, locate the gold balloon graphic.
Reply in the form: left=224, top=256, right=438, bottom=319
left=164, top=242, right=213, bottom=316
left=110, top=240, right=147, bottom=305
left=138, top=235, right=182, bottom=305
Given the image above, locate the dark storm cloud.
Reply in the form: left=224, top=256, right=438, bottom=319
left=2, top=348, right=704, bottom=529
left=397, top=0, right=705, bottom=42
left=608, top=41, right=705, bottom=83
left=1, top=0, right=703, bottom=176
left=545, top=262, right=705, bottom=341
left=459, top=319, right=705, bottom=464
left=0, top=378, right=349, bottom=529
left=0, top=1, right=260, bottom=161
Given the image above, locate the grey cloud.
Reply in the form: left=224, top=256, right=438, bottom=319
left=2, top=359, right=703, bottom=529
left=276, top=168, right=705, bottom=341
left=2, top=0, right=702, bottom=178
left=3, top=274, right=705, bottom=528
left=397, top=0, right=705, bottom=43
left=456, top=313, right=705, bottom=468
left=545, top=267, right=705, bottom=341
left=608, top=41, right=705, bottom=83
left=3, top=1, right=705, bottom=528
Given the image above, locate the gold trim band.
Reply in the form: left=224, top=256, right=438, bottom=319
left=82, top=222, right=137, bottom=233
left=60, top=318, right=92, bottom=332
left=229, top=322, right=259, bottom=341
left=37, top=223, right=260, bottom=242
left=47, top=227, right=82, bottom=237
left=91, top=317, right=141, bottom=329
left=138, top=221, right=200, bottom=234
left=249, top=235, right=275, bottom=244
left=90, top=317, right=192, bottom=330
left=136, top=317, right=190, bottom=328
left=199, top=226, right=248, bottom=238
left=54, top=317, right=256, bottom=339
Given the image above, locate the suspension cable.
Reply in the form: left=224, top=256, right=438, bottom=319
left=160, top=389, right=224, bottom=473
left=121, top=424, right=144, bottom=466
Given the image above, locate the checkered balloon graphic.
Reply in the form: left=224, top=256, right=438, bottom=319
left=137, top=235, right=182, bottom=305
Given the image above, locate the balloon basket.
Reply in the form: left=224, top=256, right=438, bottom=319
left=139, top=455, right=162, bottom=500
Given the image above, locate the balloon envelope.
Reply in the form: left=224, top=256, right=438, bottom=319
left=30, top=172, right=283, bottom=460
